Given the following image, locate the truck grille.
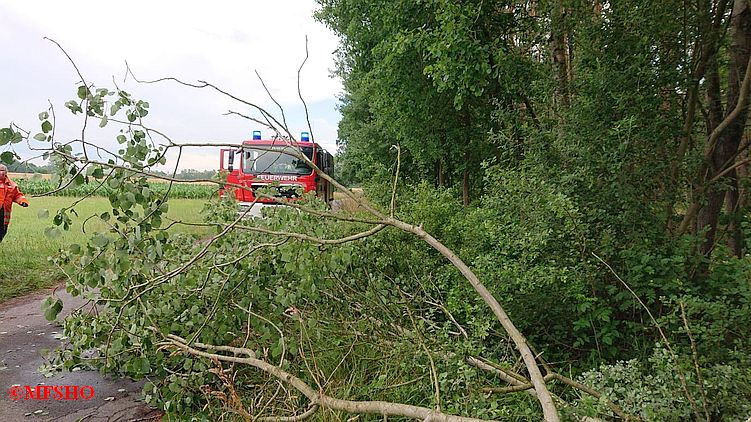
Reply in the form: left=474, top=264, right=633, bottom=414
left=251, top=183, right=302, bottom=199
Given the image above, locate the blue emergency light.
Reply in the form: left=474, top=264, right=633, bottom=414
left=301, top=131, right=310, bottom=142
left=252, top=130, right=262, bottom=140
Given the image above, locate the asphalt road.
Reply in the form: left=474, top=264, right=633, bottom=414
left=0, top=287, right=161, bottom=421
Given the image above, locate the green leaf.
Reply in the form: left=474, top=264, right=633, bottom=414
left=38, top=111, right=49, bottom=121
left=0, top=128, right=11, bottom=145
left=65, top=100, right=82, bottom=114
left=139, top=357, right=151, bottom=374
left=37, top=209, right=50, bottom=219
left=77, top=85, right=89, bottom=100
left=41, top=296, right=64, bottom=322
left=41, top=120, right=53, bottom=134
left=0, top=151, right=14, bottom=164
left=99, top=115, right=108, bottom=128
left=33, top=133, right=47, bottom=142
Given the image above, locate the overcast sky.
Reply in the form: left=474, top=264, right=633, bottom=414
left=0, top=0, right=342, bottom=171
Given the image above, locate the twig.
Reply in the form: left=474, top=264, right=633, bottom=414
left=680, top=302, right=710, bottom=422
left=401, top=290, right=441, bottom=411
left=256, top=69, right=288, bottom=130
left=234, top=303, right=287, bottom=367
left=229, top=223, right=386, bottom=245
left=44, top=38, right=90, bottom=161
left=322, top=332, right=358, bottom=390
left=390, top=145, right=401, bottom=218
left=297, top=36, right=314, bottom=143
left=473, top=360, right=634, bottom=421
left=424, top=299, right=468, bottom=340
left=256, top=404, right=319, bottom=422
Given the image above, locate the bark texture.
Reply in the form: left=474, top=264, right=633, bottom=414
left=696, top=0, right=751, bottom=258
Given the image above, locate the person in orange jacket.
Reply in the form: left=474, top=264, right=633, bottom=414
left=0, top=164, right=30, bottom=242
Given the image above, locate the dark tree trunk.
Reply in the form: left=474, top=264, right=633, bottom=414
left=696, top=0, right=751, bottom=259
left=551, top=1, right=570, bottom=106
left=724, top=171, right=744, bottom=256
left=436, top=159, right=446, bottom=187
left=463, top=150, right=470, bottom=207
left=706, top=59, right=724, bottom=131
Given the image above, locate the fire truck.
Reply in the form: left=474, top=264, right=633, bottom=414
left=219, top=131, right=334, bottom=211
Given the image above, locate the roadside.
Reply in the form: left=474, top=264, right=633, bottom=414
left=0, top=287, right=161, bottom=421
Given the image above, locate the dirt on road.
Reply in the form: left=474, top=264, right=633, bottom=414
left=0, top=287, right=161, bottom=421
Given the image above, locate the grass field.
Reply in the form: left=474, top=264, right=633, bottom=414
left=0, top=196, right=211, bottom=302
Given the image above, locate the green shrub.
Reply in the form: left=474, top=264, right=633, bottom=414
left=570, top=345, right=751, bottom=421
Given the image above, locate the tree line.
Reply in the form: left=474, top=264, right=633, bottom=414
left=318, top=0, right=751, bottom=267
left=4, top=158, right=217, bottom=180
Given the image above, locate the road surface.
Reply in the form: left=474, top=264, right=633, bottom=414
left=0, top=287, right=161, bottom=421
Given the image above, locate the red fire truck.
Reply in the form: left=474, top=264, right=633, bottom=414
left=219, top=131, right=334, bottom=209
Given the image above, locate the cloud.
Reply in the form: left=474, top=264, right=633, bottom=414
left=0, top=0, right=342, bottom=171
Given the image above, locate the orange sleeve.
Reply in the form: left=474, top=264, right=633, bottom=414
left=13, top=186, right=28, bottom=206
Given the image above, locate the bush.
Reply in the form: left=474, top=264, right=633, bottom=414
left=570, top=345, right=751, bottom=421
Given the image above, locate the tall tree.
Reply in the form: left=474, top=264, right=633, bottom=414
left=317, top=0, right=546, bottom=204
left=693, top=0, right=751, bottom=259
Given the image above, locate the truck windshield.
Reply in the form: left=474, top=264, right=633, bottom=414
left=242, top=145, right=313, bottom=175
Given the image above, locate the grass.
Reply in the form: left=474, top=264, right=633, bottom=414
left=0, top=196, right=211, bottom=302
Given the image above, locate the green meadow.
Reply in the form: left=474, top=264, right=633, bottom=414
left=0, top=196, right=210, bottom=301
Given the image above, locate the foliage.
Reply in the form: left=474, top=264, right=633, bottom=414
left=454, top=166, right=598, bottom=358
left=571, top=345, right=751, bottom=421
left=316, top=0, right=545, bottom=201
left=44, top=186, right=559, bottom=419
left=318, top=0, right=751, bottom=402
left=51, top=200, right=345, bottom=414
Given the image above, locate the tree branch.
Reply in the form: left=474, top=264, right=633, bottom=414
left=164, top=334, right=501, bottom=422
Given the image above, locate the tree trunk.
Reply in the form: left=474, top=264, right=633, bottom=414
left=696, top=0, right=751, bottom=259
left=727, top=131, right=750, bottom=256
left=724, top=170, right=744, bottom=256
left=463, top=152, right=470, bottom=207
left=550, top=1, right=570, bottom=106
left=436, top=159, right=447, bottom=188
left=668, top=0, right=729, bottom=235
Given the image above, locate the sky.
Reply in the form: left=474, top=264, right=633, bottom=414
left=0, top=0, right=343, bottom=171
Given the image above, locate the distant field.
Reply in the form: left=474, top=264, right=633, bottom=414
left=8, top=172, right=52, bottom=180
left=10, top=172, right=217, bottom=185
left=0, top=196, right=211, bottom=302
left=12, top=174, right=218, bottom=199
